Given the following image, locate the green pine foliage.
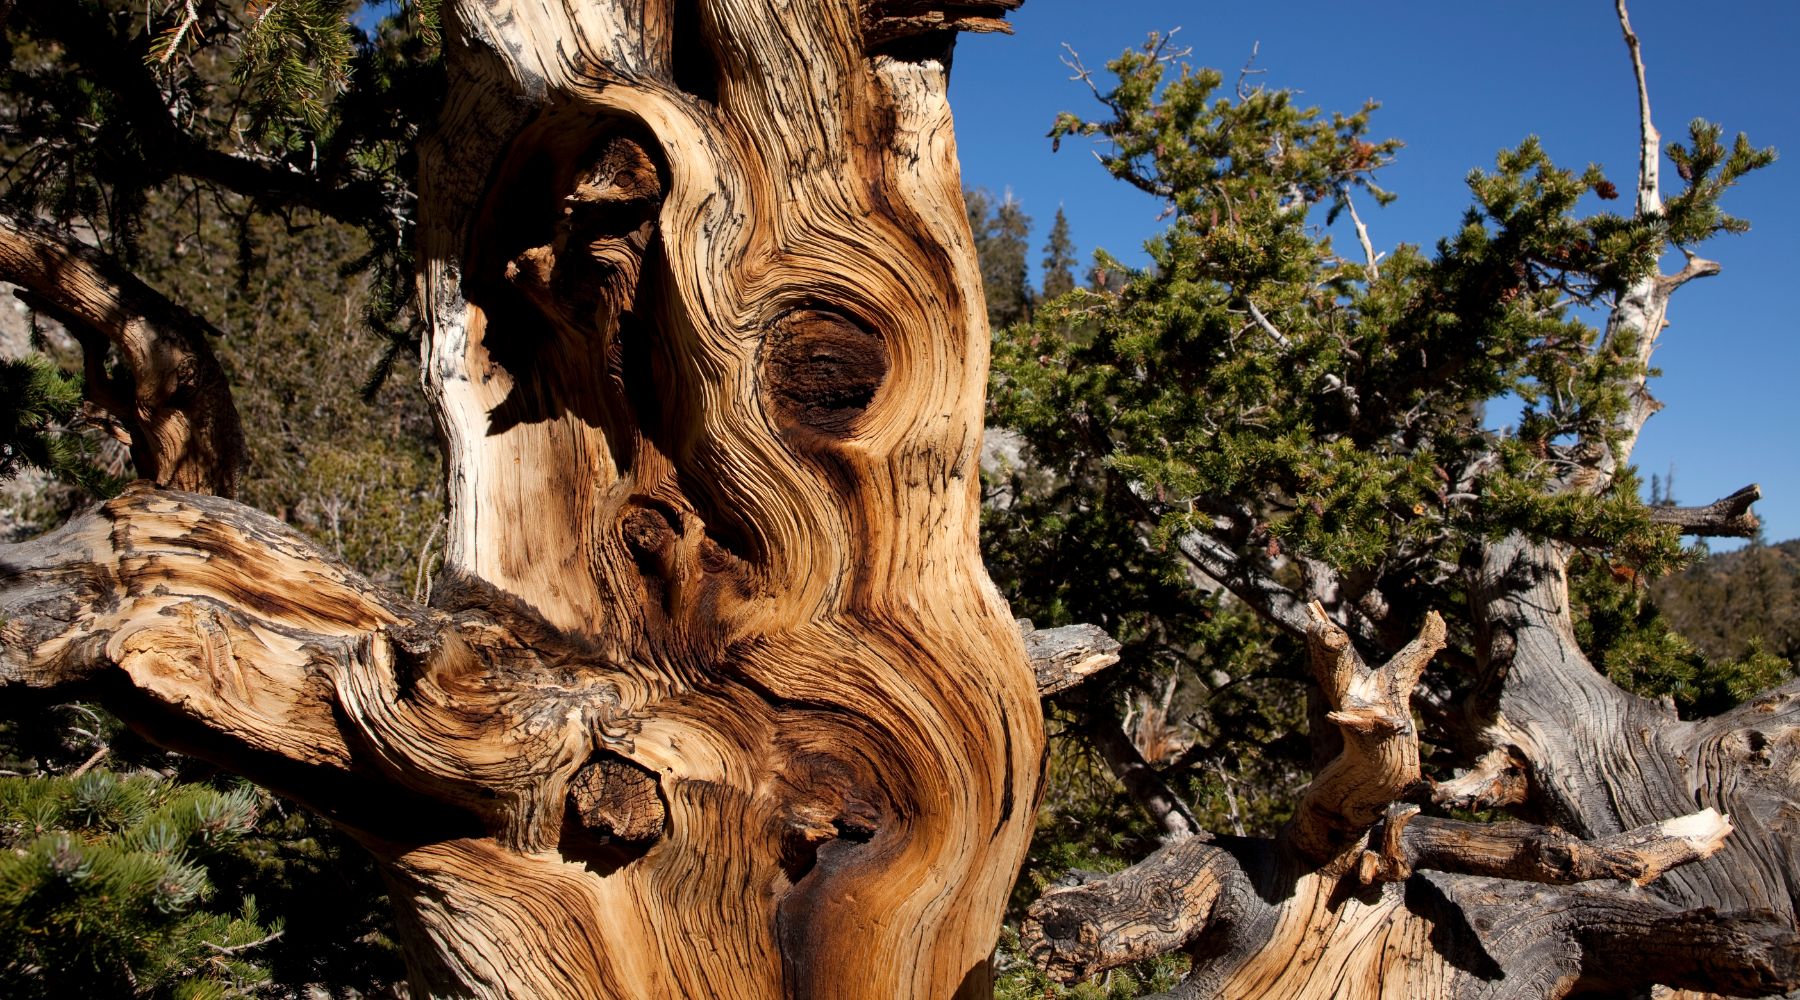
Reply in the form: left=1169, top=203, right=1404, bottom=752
left=1685, top=540, right=1800, bottom=664
left=1, top=0, right=446, bottom=572
left=0, top=770, right=275, bottom=999
left=981, top=30, right=1778, bottom=921
left=1, top=0, right=442, bottom=363
left=0, top=7, right=438, bottom=994
left=1572, top=550, right=1790, bottom=718
left=992, top=32, right=1770, bottom=670
left=1652, top=538, right=1800, bottom=683
left=0, top=353, right=120, bottom=495
left=0, top=704, right=406, bottom=998
left=996, top=936, right=1187, bottom=1000
left=227, top=0, right=358, bottom=137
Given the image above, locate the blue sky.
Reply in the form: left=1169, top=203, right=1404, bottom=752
left=948, top=1, right=1799, bottom=546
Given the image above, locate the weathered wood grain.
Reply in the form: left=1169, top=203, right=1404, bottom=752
left=1020, top=603, right=1796, bottom=999
left=0, top=1, right=1041, bottom=997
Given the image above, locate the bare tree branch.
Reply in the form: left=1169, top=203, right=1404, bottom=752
left=1433, top=745, right=1532, bottom=811
left=1021, top=801, right=1754, bottom=990
left=1243, top=298, right=1289, bottom=348
left=1571, top=0, right=1714, bottom=488
left=1616, top=0, right=1661, bottom=217
left=1342, top=189, right=1379, bottom=280
left=1401, top=808, right=1732, bottom=886
left=1648, top=483, right=1762, bottom=537
left=1023, top=835, right=1234, bottom=984
left=1175, top=531, right=1314, bottom=638
left=1085, top=715, right=1201, bottom=844
left=1284, top=603, right=1444, bottom=868
left=1022, top=620, right=1122, bottom=696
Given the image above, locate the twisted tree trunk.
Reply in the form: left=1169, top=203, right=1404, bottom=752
left=0, top=2, right=1043, bottom=996
left=1024, top=605, right=1798, bottom=1000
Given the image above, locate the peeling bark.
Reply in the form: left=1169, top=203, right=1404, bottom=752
left=1466, top=533, right=1800, bottom=995
left=1024, top=620, right=1122, bottom=696
left=1285, top=602, right=1443, bottom=870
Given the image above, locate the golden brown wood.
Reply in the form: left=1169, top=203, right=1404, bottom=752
left=569, top=758, right=665, bottom=841
left=1024, top=620, right=1122, bottom=696
left=0, top=2, right=1042, bottom=997
left=1285, top=602, right=1444, bottom=870
left=16, top=1, right=1789, bottom=996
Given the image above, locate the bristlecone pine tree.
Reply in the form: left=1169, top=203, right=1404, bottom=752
left=0, top=0, right=1050, bottom=996
left=3, top=0, right=1796, bottom=997
left=994, top=5, right=1800, bottom=999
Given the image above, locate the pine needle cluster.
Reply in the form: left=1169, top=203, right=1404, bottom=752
left=0, top=770, right=275, bottom=999
left=0, top=353, right=118, bottom=494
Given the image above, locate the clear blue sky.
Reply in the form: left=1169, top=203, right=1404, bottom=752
left=948, top=1, right=1800, bottom=546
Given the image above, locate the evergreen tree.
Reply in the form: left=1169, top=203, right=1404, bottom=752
left=966, top=187, right=1034, bottom=328
left=993, top=28, right=1773, bottom=727
left=985, top=30, right=1784, bottom=991
left=0, top=0, right=442, bottom=384
left=1040, top=207, right=1077, bottom=301
left=1655, top=537, right=1800, bottom=668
